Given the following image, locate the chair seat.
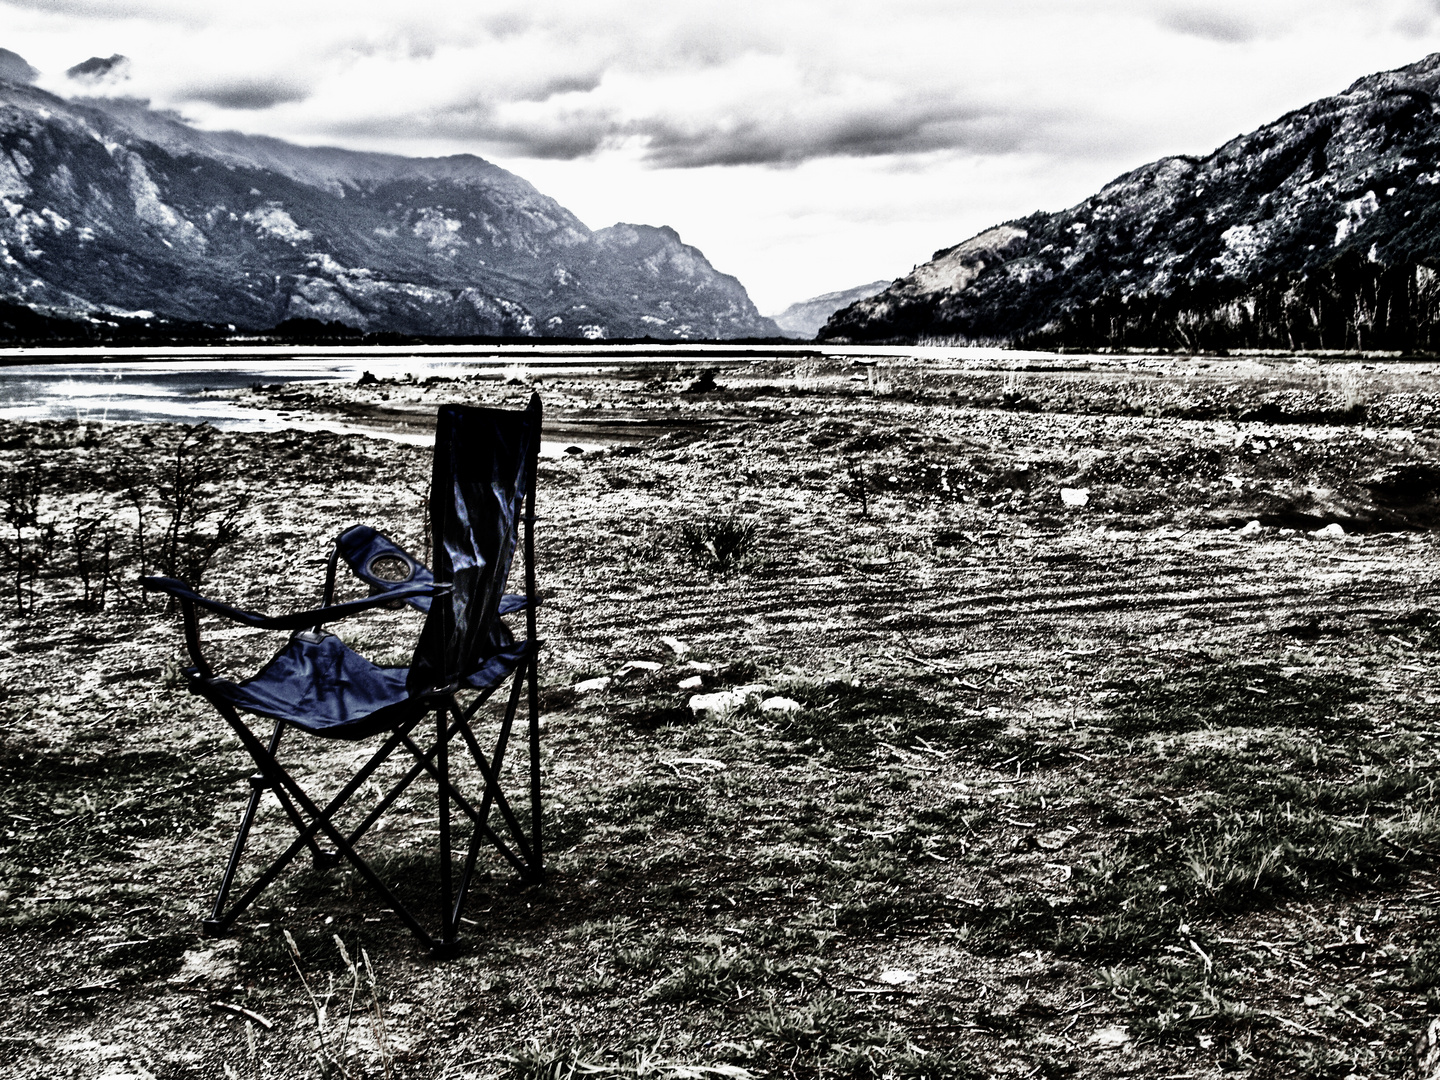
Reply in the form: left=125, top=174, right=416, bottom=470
left=197, top=631, right=533, bottom=740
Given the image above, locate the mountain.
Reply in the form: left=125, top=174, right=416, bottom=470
left=0, top=67, right=778, bottom=339
left=821, top=52, right=1440, bottom=352
left=0, top=50, right=36, bottom=86
left=770, top=280, right=892, bottom=339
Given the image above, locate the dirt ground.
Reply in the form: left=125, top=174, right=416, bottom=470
left=4, top=351, right=1440, bottom=1080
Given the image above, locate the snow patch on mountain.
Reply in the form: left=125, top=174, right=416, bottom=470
left=243, top=204, right=311, bottom=244
left=126, top=154, right=204, bottom=249
left=411, top=208, right=463, bottom=250
left=1335, top=190, right=1379, bottom=246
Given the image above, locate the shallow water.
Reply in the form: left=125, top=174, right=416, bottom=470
left=0, top=357, right=499, bottom=443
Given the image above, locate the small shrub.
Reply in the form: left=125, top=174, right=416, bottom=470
left=676, top=516, right=756, bottom=572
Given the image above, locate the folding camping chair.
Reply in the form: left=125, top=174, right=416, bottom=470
left=141, top=395, right=544, bottom=955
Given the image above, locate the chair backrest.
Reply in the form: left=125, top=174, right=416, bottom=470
left=406, top=394, right=541, bottom=694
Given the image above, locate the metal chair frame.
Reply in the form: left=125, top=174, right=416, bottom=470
left=143, top=400, right=543, bottom=955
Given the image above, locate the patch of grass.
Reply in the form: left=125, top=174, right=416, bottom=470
left=967, top=754, right=1440, bottom=961
left=1102, top=660, right=1369, bottom=735
left=1099, top=957, right=1256, bottom=1043
left=647, top=944, right=805, bottom=1004
left=1373, top=607, right=1440, bottom=650
left=96, top=932, right=191, bottom=984
left=503, top=1035, right=752, bottom=1080
left=0, top=897, right=102, bottom=936
left=767, top=675, right=996, bottom=767
left=1406, top=940, right=1440, bottom=989
left=751, top=993, right=852, bottom=1048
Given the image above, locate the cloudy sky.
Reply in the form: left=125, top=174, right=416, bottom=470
left=7, top=1, right=1440, bottom=312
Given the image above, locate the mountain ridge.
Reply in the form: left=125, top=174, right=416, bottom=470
left=821, top=52, right=1440, bottom=351
left=0, top=71, right=778, bottom=340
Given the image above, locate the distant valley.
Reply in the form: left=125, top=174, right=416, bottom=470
left=769, top=280, right=891, bottom=339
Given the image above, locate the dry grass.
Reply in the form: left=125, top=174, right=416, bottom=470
left=2, top=354, right=1440, bottom=1079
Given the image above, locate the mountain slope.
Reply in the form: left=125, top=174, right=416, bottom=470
left=822, top=53, right=1440, bottom=350
left=770, top=280, right=892, bottom=339
left=0, top=74, right=777, bottom=339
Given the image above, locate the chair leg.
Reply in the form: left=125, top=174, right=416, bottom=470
left=452, top=699, right=535, bottom=869
left=527, top=650, right=543, bottom=879
left=437, top=706, right=454, bottom=951
left=342, top=681, right=505, bottom=851
left=398, top=727, right=529, bottom=876
left=453, top=664, right=538, bottom=866
left=202, top=702, right=437, bottom=947
left=220, top=706, right=440, bottom=950
left=205, top=720, right=331, bottom=935
left=196, top=657, right=543, bottom=952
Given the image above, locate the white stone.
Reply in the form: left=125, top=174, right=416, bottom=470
left=760, top=696, right=802, bottom=714
left=688, top=683, right=773, bottom=719
left=678, top=675, right=704, bottom=690
left=661, top=636, right=691, bottom=656
left=688, top=691, right=741, bottom=719
left=1238, top=519, right=1262, bottom=536
left=683, top=661, right=715, bottom=673
left=1086, top=1025, right=1130, bottom=1049
left=1060, top=487, right=1090, bottom=507
left=878, top=968, right=917, bottom=985
left=616, top=660, right=663, bottom=679
left=1316, top=522, right=1346, bottom=538
left=573, top=676, right=611, bottom=693
left=1092, top=525, right=1108, bottom=538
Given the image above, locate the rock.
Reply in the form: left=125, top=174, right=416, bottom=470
left=1086, top=1025, right=1130, bottom=1049
left=759, top=696, right=802, bottom=714
left=1238, top=519, right=1263, bottom=536
left=616, top=660, right=663, bottom=679
left=688, top=684, right=771, bottom=719
left=1416, top=1015, right=1440, bottom=1079
left=688, top=691, right=740, bottom=719
left=680, top=369, right=719, bottom=394
left=1316, top=522, right=1346, bottom=538
left=1092, top=525, right=1108, bottom=538
left=678, top=675, right=704, bottom=690
left=171, top=940, right=240, bottom=986
left=573, top=676, right=611, bottom=693
left=878, top=968, right=917, bottom=985
left=683, top=660, right=716, bottom=673
left=1060, top=487, right=1090, bottom=507
left=563, top=445, right=585, bottom=456
left=660, top=636, right=691, bottom=656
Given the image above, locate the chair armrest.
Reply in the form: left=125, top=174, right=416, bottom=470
left=335, top=525, right=436, bottom=612
left=141, top=576, right=451, bottom=631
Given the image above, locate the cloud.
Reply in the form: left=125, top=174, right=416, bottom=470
left=1157, top=5, right=1265, bottom=43
left=9, top=0, right=1435, bottom=173
left=179, top=76, right=311, bottom=111
left=3, top=0, right=203, bottom=19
